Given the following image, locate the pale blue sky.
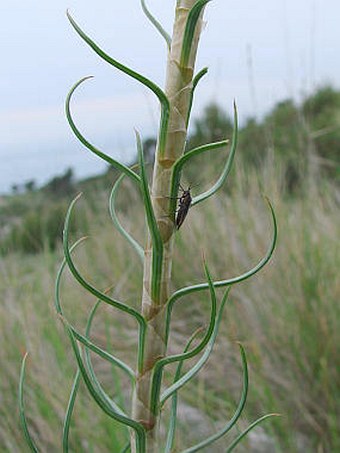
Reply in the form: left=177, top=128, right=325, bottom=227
left=0, top=0, right=339, bottom=192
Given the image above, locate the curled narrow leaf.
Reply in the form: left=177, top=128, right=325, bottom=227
left=60, top=315, right=127, bottom=417
left=120, top=443, right=131, bottom=453
left=192, top=101, right=239, bottom=206
left=66, top=77, right=140, bottom=183
left=63, top=195, right=144, bottom=321
left=67, top=12, right=170, bottom=155
left=180, top=0, right=212, bottom=67
left=57, top=242, right=133, bottom=384
left=162, top=289, right=230, bottom=403
left=187, top=67, right=208, bottom=127
left=63, top=301, right=132, bottom=451
left=63, top=194, right=147, bottom=371
left=109, top=172, right=144, bottom=262
left=55, top=236, right=87, bottom=316
left=55, top=239, right=85, bottom=452
left=166, top=196, right=277, bottom=315
left=19, top=353, right=39, bottom=453
left=165, top=328, right=204, bottom=453
left=226, top=413, right=281, bottom=452
left=83, top=301, right=130, bottom=418
left=71, top=324, right=135, bottom=382
left=135, top=130, right=163, bottom=301
left=67, top=11, right=165, bottom=101
left=62, top=370, right=80, bottom=453
left=170, top=140, right=229, bottom=218
left=56, top=214, right=135, bottom=397
left=84, top=301, right=135, bottom=383
left=150, top=262, right=217, bottom=415
left=140, top=0, right=171, bottom=48
left=192, top=67, right=209, bottom=92
left=181, top=343, right=248, bottom=452
left=65, top=326, right=146, bottom=453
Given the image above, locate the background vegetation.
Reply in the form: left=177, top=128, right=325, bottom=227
left=0, top=85, right=339, bottom=451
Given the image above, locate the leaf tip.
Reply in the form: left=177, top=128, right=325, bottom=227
left=75, top=192, right=83, bottom=202
left=21, top=351, right=30, bottom=367
left=262, top=193, right=271, bottom=205
left=235, top=341, right=246, bottom=355
left=133, top=127, right=141, bottom=138
left=261, top=195, right=275, bottom=217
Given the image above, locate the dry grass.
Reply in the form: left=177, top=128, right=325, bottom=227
left=0, top=162, right=339, bottom=452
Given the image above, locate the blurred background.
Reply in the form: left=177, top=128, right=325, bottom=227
left=1, top=1, right=339, bottom=452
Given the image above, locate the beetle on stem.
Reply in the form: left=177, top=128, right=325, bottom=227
left=175, top=184, right=192, bottom=229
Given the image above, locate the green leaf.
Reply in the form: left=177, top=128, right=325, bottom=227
left=109, top=172, right=144, bottom=262
left=140, top=0, right=171, bottom=48
left=63, top=194, right=147, bottom=372
left=166, top=196, right=277, bottom=318
left=57, top=213, right=137, bottom=442
left=55, top=238, right=84, bottom=452
left=71, top=323, right=135, bottom=382
left=150, top=262, right=217, bottom=415
left=162, top=289, right=230, bottom=404
left=67, top=11, right=165, bottom=102
left=120, top=443, right=131, bottom=453
left=62, top=370, right=80, bottom=453
left=180, top=343, right=248, bottom=452
left=165, top=328, right=204, bottom=453
left=187, top=67, right=208, bottom=127
left=170, top=140, right=229, bottom=219
left=60, top=314, right=127, bottom=418
left=180, top=0, right=211, bottom=67
left=56, top=233, right=135, bottom=384
left=63, top=299, right=128, bottom=452
left=84, top=301, right=134, bottom=382
left=192, top=67, right=209, bottom=94
left=82, top=301, right=129, bottom=417
left=55, top=237, right=87, bottom=316
left=136, top=131, right=164, bottom=302
left=66, top=76, right=140, bottom=183
left=67, top=12, right=170, bottom=155
left=19, top=353, right=39, bottom=453
left=226, top=413, right=280, bottom=452
left=192, top=101, right=238, bottom=206
left=65, top=325, right=146, bottom=453
left=63, top=195, right=145, bottom=322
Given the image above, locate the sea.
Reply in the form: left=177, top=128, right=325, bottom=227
left=0, top=141, right=135, bottom=195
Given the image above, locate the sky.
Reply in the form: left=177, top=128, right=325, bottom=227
left=0, top=0, right=339, bottom=193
